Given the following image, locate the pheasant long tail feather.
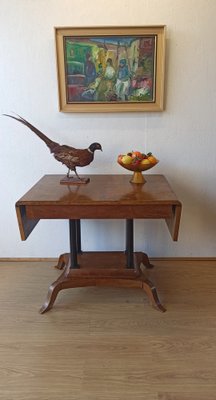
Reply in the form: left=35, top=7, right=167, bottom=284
left=3, top=114, right=59, bottom=152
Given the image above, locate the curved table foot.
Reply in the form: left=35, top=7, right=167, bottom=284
left=142, top=278, right=166, bottom=312
left=54, top=253, right=69, bottom=270
left=141, top=252, right=154, bottom=269
left=40, top=262, right=72, bottom=314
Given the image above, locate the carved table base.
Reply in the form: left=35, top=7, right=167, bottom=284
left=40, top=252, right=166, bottom=314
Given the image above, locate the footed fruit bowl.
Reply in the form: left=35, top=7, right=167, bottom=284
left=117, top=151, right=159, bottom=184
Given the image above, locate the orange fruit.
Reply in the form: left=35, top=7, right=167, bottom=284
left=148, top=155, right=158, bottom=164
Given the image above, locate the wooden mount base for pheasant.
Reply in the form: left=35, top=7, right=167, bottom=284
left=60, top=176, right=90, bottom=185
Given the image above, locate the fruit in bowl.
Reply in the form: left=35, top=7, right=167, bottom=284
left=117, top=150, right=159, bottom=183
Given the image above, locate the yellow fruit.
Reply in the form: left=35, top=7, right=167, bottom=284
left=148, top=155, right=158, bottom=164
left=121, top=155, right=133, bottom=165
left=141, top=158, right=151, bottom=165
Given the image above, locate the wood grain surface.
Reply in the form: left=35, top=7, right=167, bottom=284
left=0, top=259, right=215, bottom=399
left=15, top=174, right=182, bottom=241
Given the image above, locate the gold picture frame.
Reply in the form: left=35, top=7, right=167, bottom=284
left=55, top=26, right=166, bottom=112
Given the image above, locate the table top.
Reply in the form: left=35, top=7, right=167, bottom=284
left=16, top=174, right=181, bottom=206
left=16, top=174, right=182, bottom=241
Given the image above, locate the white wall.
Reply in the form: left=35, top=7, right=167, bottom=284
left=0, top=0, right=216, bottom=257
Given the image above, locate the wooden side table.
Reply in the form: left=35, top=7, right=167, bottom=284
left=16, top=174, right=182, bottom=313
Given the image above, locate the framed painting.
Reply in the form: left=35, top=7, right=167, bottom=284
left=55, top=26, right=166, bottom=112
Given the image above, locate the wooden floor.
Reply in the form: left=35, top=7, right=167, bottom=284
left=0, top=259, right=216, bottom=400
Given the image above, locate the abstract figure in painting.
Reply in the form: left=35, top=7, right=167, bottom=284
left=116, top=58, right=130, bottom=101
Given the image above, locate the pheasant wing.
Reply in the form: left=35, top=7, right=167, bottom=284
left=54, top=148, right=79, bottom=169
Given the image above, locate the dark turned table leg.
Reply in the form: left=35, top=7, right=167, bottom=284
left=75, top=219, right=82, bottom=254
left=125, top=219, right=154, bottom=269
left=125, top=219, right=134, bottom=269
left=69, top=219, right=80, bottom=269
left=55, top=219, right=82, bottom=270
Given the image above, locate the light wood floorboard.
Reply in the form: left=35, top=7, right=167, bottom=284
left=0, top=259, right=216, bottom=399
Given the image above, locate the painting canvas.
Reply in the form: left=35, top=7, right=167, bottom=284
left=55, top=26, right=166, bottom=112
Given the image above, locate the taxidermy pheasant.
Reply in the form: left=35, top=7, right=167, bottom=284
left=4, top=114, right=102, bottom=181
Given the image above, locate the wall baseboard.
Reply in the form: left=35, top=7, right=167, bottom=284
left=0, top=258, right=58, bottom=262
left=0, top=257, right=216, bottom=262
